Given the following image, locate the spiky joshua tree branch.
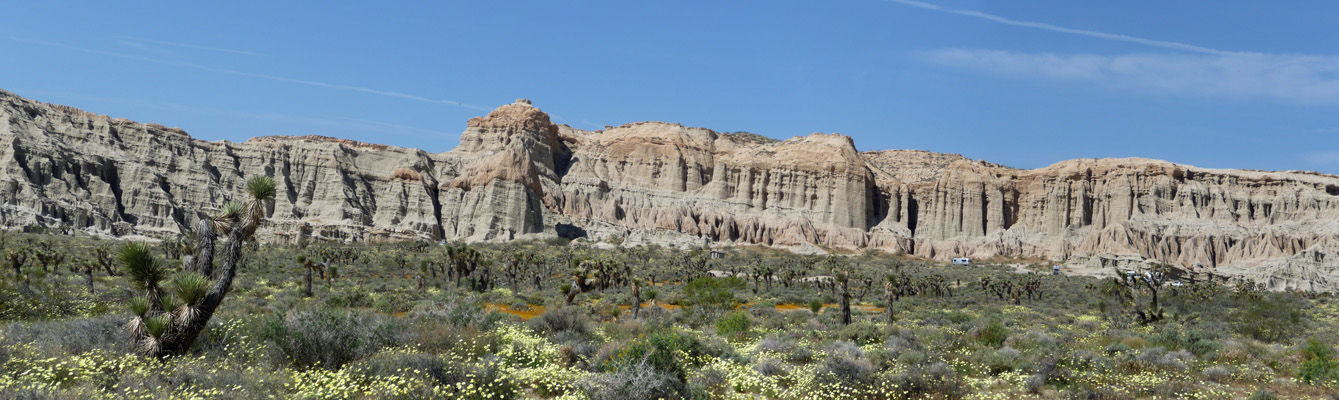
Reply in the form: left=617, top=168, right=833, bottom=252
left=125, top=176, right=276, bottom=358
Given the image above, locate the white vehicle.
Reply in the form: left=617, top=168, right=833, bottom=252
left=951, top=257, right=971, bottom=266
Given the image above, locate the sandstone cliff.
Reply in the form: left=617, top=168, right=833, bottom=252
left=3, top=89, right=1338, bottom=289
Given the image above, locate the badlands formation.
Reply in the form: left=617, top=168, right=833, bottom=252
left=2, top=90, right=1338, bottom=290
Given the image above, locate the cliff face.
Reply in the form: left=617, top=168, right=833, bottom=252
left=557, top=122, right=877, bottom=249
left=894, top=160, right=1339, bottom=274
left=440, top=99, right=565, bottom=241
left=3, top=90, right=1338, bottom=289
left=0, top=91, right=449, bottom=243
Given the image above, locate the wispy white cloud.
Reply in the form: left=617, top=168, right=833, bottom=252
left=882, top=0, right=1251, bottom=56
left=919, top=49, right=1339, bottom=104
left=11, top=37, right=490, bottom=111
left=116, top=40, right=181, bottom=57
left=121, top=37, right=266, bottom=57
left=882, top=2, right=1339, bottom=104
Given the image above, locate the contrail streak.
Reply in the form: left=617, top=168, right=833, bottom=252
left=121, top=37, right=267, bottom=57
left=881, top=0, right=1255, bottom=56
left=11, top=37, right=490, bottom=111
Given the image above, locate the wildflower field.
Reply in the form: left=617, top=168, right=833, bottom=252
left=1, top=231, right=1337, bottom=399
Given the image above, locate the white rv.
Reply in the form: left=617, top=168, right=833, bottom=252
left=951, top=257, right=971, bottom=266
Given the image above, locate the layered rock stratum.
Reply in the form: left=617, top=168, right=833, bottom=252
left=3, top=90, right=1338, bottom=290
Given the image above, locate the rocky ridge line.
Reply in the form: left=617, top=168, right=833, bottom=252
left=2, top=90, right=1338, bottom=290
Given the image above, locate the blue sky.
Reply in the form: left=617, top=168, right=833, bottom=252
left=3, top=1, right=1338, bottom=173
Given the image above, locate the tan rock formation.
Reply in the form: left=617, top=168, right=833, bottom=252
left=897, top=159, right=1339, bottom=272
left=557, top=122, right=876, bottom=249
left=440, top=98, right=567, bottom=241
left=3, top=89, right=1339, bottom=290
left=0, top=89, right=446, bottom=243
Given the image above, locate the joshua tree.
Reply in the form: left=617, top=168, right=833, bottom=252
left=985, top=276, right=1029, bottom=305
left=888, top=272, right=913, bottom=301
left=1233, top=279, right=1267, bottom=300
left=504, top=251, right=534, bottom=292
left=182, top=220, right=217, bottom=278
left=308, top=245, right=356, bottom=285
left=644, top=288, right=659, bottom=308
left=630, top=278, right=643, bottom=319
left=836, top=272, right=852, bottom=325
left=33, top=242, right=65, bottom=274
left=422, top=259, right=436, bottom=279
left=446, top=243, right=481, bottom=288
left=1021, top=276, right=1041, bottom=301
left=400, top=240, right=431, bottom=253
left=883, top=276, right=896, bottom=322
left=94, top=245, right=118, bottom=276
left=472, top=253, right=494, bottom=292
left=160, top=236, right=191, bottom=260
left=122, top=242, right=169, bottom=315
left=7, top=247, right=28, bottom=281
left=531, top=253, right=548, bottom=291
left=416, top=262, right=427, bottom=292
left=1097, top=264, right=1170, bottom=325
left=126, top=175, right=277, bottom=357
left=854, top=275, right=873, bottom=300
left=295, top=255, right=321, bottom=298
left=392, top=253, right=411, bottom=272
left=563, top=259, right=599, bottom=307
left=749, top=264, right=774, bottom=293
left=72, top=260, right=96, bottom=294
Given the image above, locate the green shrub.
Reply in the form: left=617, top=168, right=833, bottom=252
left=1231, top=295, right=1307, bottom=343
left=348, top=352, right=519, bottom=399
left=606, top=329, right=704, bottom=379
left=981, top=347, right=1020, bottom=375
left=1246, top=389, right=1278, bottom=400
left=409, top=296, right=497, bottom=330
left=261, top=308, right=405, bottom=369
left=372, top=292, right=412, bottom=314
left=0, top=278, right=92, bottom=320
left=1132, top=347, right=1193, bottom=371
left=528, top=306, right=592, bottom=338
left=946, top=311, right=974, bottom=324
left=688, top=365, right=731, bottom=398
left=321, top=287, right=372, bottom=308
left=753, top=357, right=786, bottom=377
left=839, top=321, right=882, bottom=345
left=0, top=313, right=122, bottom=355
left=1187, top=338, right=1221, bottom=356
left=887, top=361, right=967, bottom=399
left=1298, top=338, right=1338, bottom=384
left=1202, top=365, right=1233, bottom=383
left=578, top=358, right=687, bottom=400
left=714, top=311, right=751, bottom=339
left=974, top=320, right=1008, bottom=348
left=684, top=277, right=744, bottom=312
left=1004, top=329, right=1057, bottom=351
left=757, top=333, right=796, bottom=352
left=818, top=341, right=874, bottom=387
left=898, top=350, right=927, bottom=366
left=1025, top=358, right=1065, bottom=394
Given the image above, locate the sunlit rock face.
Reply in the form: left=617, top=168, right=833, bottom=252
left=558, top=122, right=877, bottom=249
left=3, top=89, right=1339, bottom=290
left=894, top=159, right=1339, bottom=271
